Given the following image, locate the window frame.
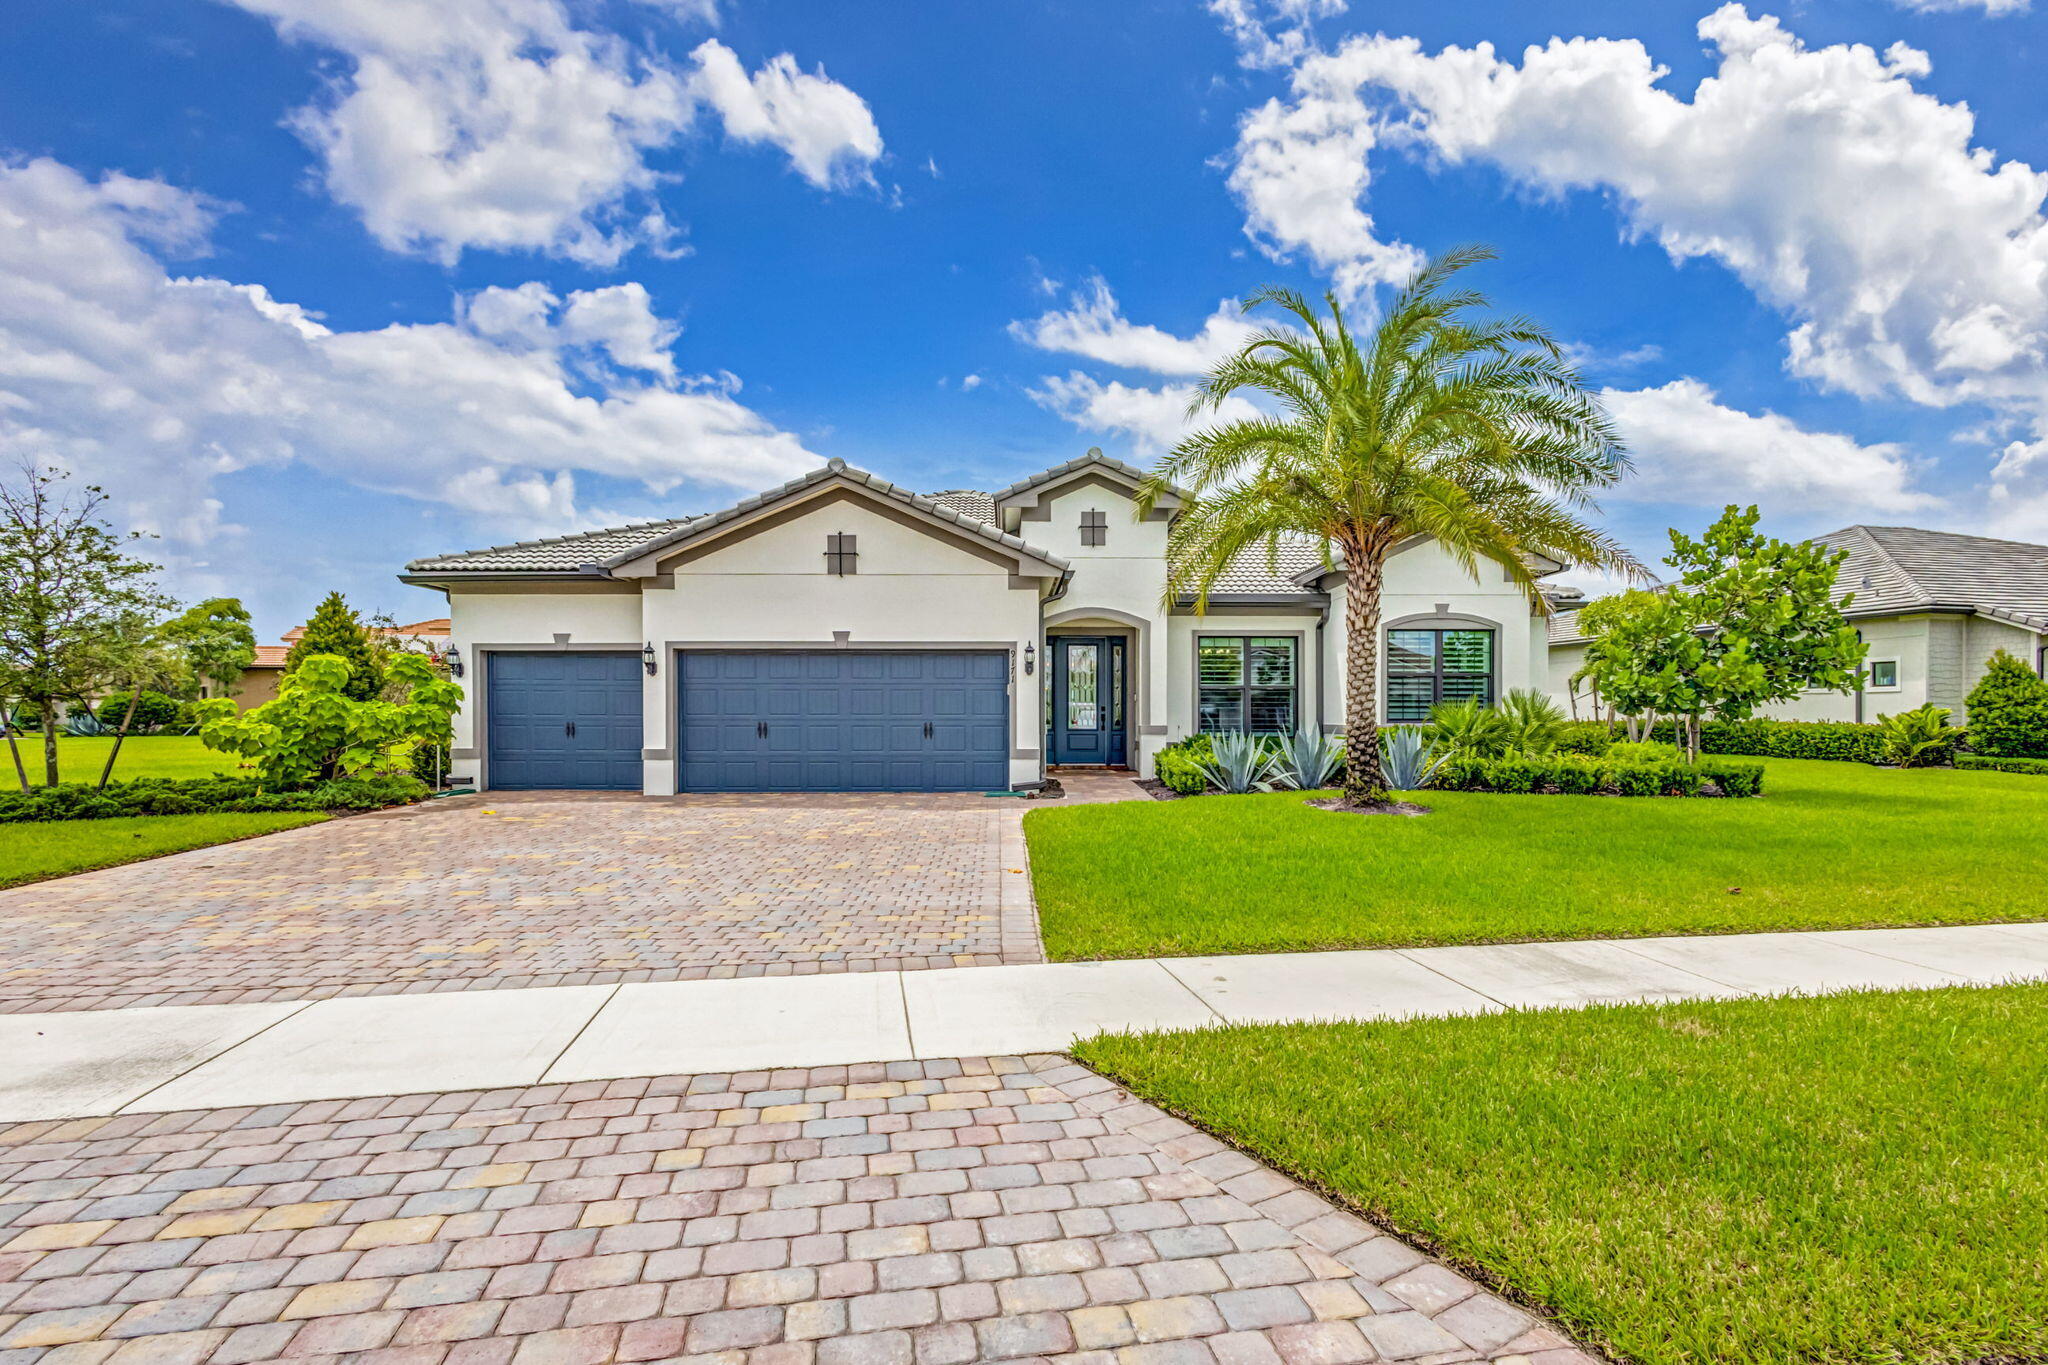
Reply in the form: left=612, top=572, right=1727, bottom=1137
left=1079, top=509, right=1108, bottom=547
left=1383, top=626, right=1496, bottom=723
left=1195, top=634, right=1301, bottom=736
left=824, top=532, right=858, bottom=576
left=1867, top=658, right=1900, bottom=691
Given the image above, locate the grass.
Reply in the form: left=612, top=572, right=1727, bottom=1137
left=1076, top=986, right=2048, bottom=1365
left=0, top=811, right=326, bottom=888
left=4, top=734, right=241, bottom=786
left=1027, top=757, right=2048, bottom=960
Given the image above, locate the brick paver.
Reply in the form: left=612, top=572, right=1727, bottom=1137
left=0, top=795, right=1043, bottom=1015
left=0, top=1057, right=1591, bottom=1365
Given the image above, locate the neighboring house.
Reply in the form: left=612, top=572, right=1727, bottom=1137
left=1548, top=525, right=2048, bottom=722
left=214, top=619, right=452, bottom=711
left=401, top=452, right=1570, bottom=794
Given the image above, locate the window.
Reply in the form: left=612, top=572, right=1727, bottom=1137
left=1067, top=643, right=1100, bottom=730
left=1080, top=509, right=1107, bottom=546
left=1386, top=628, right=1493, bottom=722
left=824, top=532, right=857, bottom=575
left=1869, top=659, right=1899, bottom=689
left=1198, top=636, right=1296, bottom=734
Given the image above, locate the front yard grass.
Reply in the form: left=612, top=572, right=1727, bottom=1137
left=1077, top=984, right=2048, bottom=1365
left=1028, top=757, right=2048, bottom=960
left=0, top=812, right=325, bottom=889
left=8, top=735, right=240, bottom=786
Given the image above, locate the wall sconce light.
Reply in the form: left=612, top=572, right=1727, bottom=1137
left=1023, top=642, right=1036, bottom=676
left=445, top=645, right=464, bottom=678
left=642, top=642, right=658, bottom=676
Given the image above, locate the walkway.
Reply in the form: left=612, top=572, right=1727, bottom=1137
left=8, top=922, right=2045, bottom=1123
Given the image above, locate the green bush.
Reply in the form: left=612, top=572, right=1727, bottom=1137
left=1875, top=705, right=1964, bottom=768
left=1956, top=754, right=2048, bottom=776
left=1432, top=751, right=1762, bottom=798
left=1963, top=650, right=2048, bottom=759
left=0, top=774, right=428, bottom=823
left=1154, top=735, right=1214, bottom=795
left=94, top=690, right=185, bottom=733
left=1699, top=759, right=1766, bottom=797
left=1606, top=740, right=1687, bottom=765
left=1554, top=722, right=1614, bottom=755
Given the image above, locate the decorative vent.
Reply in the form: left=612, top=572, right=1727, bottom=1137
left=825, top=532, right=858, bottom=575
left=1080, top=509, right=1107, bottom=546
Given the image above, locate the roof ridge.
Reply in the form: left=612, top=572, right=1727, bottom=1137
left=1833, top=525, right=1932, bottom=608
left=408, top=515, right=699, bottom=568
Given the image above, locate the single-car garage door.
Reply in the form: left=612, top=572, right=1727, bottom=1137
left=486, top=651, right=644, bottom=790
left=679, top=651, right=1009, bottom=792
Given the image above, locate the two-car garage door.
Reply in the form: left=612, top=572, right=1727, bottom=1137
left=485, top=649, right=1009, bottom=792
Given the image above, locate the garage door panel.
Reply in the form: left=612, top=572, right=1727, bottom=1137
left=488, top=652, right=643, bottom=791
left=679, top=650, right=1009, bottom=792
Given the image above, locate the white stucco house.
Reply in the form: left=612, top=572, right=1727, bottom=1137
left=1548, top=525, right=2048, bottom=723
left=402, top=451, right=1572, bottom=793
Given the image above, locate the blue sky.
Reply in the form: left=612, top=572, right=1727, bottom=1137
left=3, top=0, right=2046, bottom=637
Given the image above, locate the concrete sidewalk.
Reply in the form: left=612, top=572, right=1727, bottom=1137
left=7, top=922, right=2046, bottom=1122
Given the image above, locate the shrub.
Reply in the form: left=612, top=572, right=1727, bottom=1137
left=1875, top=705, right=1964, bottom=768
left=1956, top=754, right=2048, bottom=776
left=1963, top=650, right=2048, bottom=759
left=1379, top=727, right=1442, bottom=791
left=198, top=652, right=460, bottom=785
left=1270, top=728, right=1342, bottom=791
left=1700, top=759, right=1766, bottom=797
left=1424, top=698, right=1509, bottom=760
left=94, top=690, right=185, bottom=733
left=1496, top=689, right=1568, bottom=754
left=1554, top=721, right=1614, bottom=755
left=1194, top=732, right=1279, bottom=794
left=1430, top=750, right=1762, bottom=798
left=1606, top=740, right=1687, bottom=765
left=1154, top=735, right=1214, bottom=795
left=0, top=773, right=428, bottom=823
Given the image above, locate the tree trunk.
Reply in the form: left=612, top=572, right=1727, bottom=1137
left=98, top=688, right=143, bottom=790
left=2, top=699, right=28, bottom=792
left=39, top=706, right=58, bottom=787
left=1341, top=546, right=1389, bottom=804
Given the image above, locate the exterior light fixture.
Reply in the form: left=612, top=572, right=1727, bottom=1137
left=642, top=642, right=658, bottom=675
left=445, top=645, right=464, bottom=678
left=1023, top=642, right=1036, bottom=675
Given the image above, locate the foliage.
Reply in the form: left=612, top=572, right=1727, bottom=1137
left=1956, top=754, right=2048, bottom=776
left=1153, top=734, right=1214, bottom=795
left=1554, top=721, right=1615, bottom=755
left=1193, top=731, right=1279, bottom=794
left=1378, top=727, right=1443, bottom=791
left=1605, top=739, right=1687, bottom=765
left=1962, top=649, right=2048, bottom=759
left=196, top=652, right=461, bottom=785
left=0, top=773, right=427, bottom=823
left=94, top=690, right=184, bottom=734
left=285, top=592, right=385, bottom=701
left=63, top=709, right=113, bottom=737
left=0, top=812, right=328, bottom=891
left=1494, top=687, right=1567, bottom=754
left=1421, top=698, right=1508, bottom=760
left=0, top=461, right=173, bottom=786
left=1269, top=727, right=1343, bottom=791
left=1141, top=246, right=1640, bottom=804
left=1660, top=716, right=1888, bottom=764
left=1875, top=705, right=1963, bottom=768
left=1431, top=750, right=1761, bottom=798
left=159, top=598, right=257, bottom=698
left=1076, top=986, right=2048, bottom=1365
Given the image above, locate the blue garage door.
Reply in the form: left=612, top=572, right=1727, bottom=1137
left=680, top=651, right=1009, bottom=792
left=486, top=652, right=644, bottom=790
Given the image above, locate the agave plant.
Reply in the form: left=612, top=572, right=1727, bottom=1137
left=1422, top=698, right=1507, bottom=760
left=1194, top=731, right=1280, bottom=794
left=62, top=709, right=112, bottom=737
left=1495, top=688, right=1567, bottom=754
left=1379, top=726, right=1444, bottom=791
left=1875, top=705, right=1962, bottom=768
left=1270, top=727, right=1342, bottom=790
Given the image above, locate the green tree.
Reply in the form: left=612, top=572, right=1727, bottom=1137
left=286, top=592, right=384, bottom=701
left=0, top=461, right=171, bottom=786
left=1142, top=247, right=1642, bottom=805
left=1577, top=589, right=1707, bottom=742
left=160, top=598, right=257, bottom=700
left=1964, top=649, right=2048, bottom=758
left=196, top=652, right=461, bottom=785
left=84, top=613, right=192, bottom=789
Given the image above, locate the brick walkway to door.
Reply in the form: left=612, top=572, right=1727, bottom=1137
left=0, top=794, right=1042, bottom=1015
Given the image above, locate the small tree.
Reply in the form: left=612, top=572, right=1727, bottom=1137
left=1578, top=589, right=1706, bottom=743
left=286, top=592, right=384, bottom=701
left=0, top=461, right=171, bottom=785
left=197, top=652, right=460, bottom=785
left=1964, top=650, right=2048, bottom=758
left=85, top=614, right=193, bottom=789
left=161, top=598, right=257, bottom=700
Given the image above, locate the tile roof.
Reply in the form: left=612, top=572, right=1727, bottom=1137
left=989, top=448, right=1180, bottom=503
left=248, top=645, right=290, bottom=668
left=406, top=517, right=706, bottom=573
left=1203, top=538, right=1331, bottom=594
left=925, top=490, right=997, bottom=524
left=1818, top=525, right=2048, bottom=630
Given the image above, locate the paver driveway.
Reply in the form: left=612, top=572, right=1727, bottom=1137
left=0, top=794, right=1040, bottom=1015
left=0, top=1055, right=1587, bottom=1365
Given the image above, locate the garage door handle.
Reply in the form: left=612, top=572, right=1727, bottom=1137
left=565, top=721, right=576, bottom=738
left=757, top=721, right=768, bottom=739
left=924, top=721, right=934, bottom=740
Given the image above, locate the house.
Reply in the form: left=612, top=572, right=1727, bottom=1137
left=214, top=619, right=452, bottom=710
left=400, top=452, right=1567, bottom=793
left=1547, top=525, right=2048, bottom=722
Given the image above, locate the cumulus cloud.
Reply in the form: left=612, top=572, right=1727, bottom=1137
left=1209, top=0, right=1347, bottom=69
left=1011, top=280, right=1258, bottom=377
left=226, top=0, right=882, bottom=263
left=1601, top=380, right=1938, bottom=516
left=0, top=157, right=815, bottom=554
left=1028, top=373, right=1261, bottom=453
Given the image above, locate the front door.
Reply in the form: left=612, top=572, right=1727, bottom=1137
left=1050, top=636, right=1126, bottom=765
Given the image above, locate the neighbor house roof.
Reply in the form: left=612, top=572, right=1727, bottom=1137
left=248, top=645, right=290, bottom=669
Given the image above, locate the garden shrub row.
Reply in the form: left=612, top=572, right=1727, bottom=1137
left=1955, top=754, right=2048, bottom=777
left=0, top=774, right=429, bottom=823
left=1433, top=751, right=1765, bottom=798
left=1555, top=717, right=1891, bottom=764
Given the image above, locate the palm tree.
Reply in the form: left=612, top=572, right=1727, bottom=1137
left=1140, top=246, right=1643, bottom=807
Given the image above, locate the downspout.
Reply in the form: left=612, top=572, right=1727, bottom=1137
left=1853, top=628, right=1865, bottom=724
left=1314, top=597, right=1329, bottom=734
left=1037, top=568, right=1073, bottom=787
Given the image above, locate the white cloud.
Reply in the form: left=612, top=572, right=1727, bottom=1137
left=959, top=373, right=982, bottom=390
left=1209, top=0, right=1347, bottom=70
left=1011, top=280, right=1258, bottom=377
left=1600, top=379, right=1937, bottom=516
left=1891, top=0, right=2027, bottom=12
left=1028, top=373, right=1261, bottom=453
left=0, top=157, right=815, bottom=557
left=686, top=40, right=883, bottom=190
left=225, top=0, right=881, bottom=263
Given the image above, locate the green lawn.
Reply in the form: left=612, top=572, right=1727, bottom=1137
left=0, top=811, right=326, bottom=888
left=1028, top=757, right=2048, bottom=960
left=4, top=735, right=242, bottom=786
left=1077, top=985, right=2048, bottom=1365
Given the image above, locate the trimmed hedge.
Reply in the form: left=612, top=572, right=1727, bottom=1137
left=0, top=774, right=429, bottom=823
left=1434, top=751, right=1765, bottom=798
left=1560, top=717, right=1891, bottom=764
left=1956, top=754, right=2048, bottom=777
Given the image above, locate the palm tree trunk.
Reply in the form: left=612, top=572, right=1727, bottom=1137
left=1342, top=548, right=1389, bottom=804
left=98, top=689, right=143, bottom=791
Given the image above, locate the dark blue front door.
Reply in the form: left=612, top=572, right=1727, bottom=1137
left=1050, top=637, right=1127, bottom=765
left=486, top=652, right=644, bottom=790
left=679, top=651, right=1009, bottom=792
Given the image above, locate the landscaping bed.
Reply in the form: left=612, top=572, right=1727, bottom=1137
left=0, top=773, right=429, bottom=822
left=0, top=811, right=328, bottom=889
left=1027, top=757, right=2048, bottom=960
left=1075, top=984, right=2048, bottom=1365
